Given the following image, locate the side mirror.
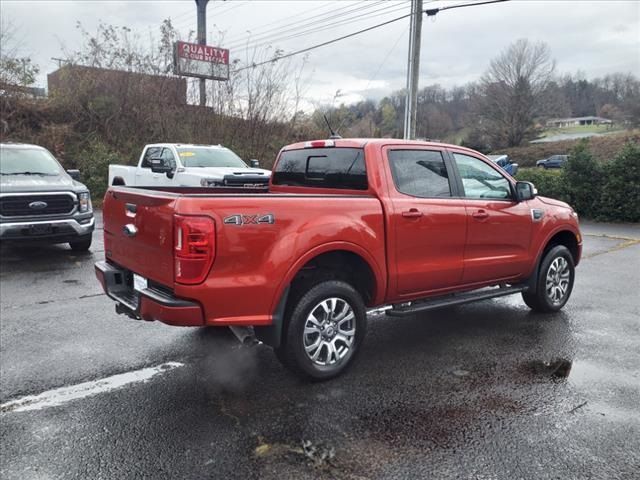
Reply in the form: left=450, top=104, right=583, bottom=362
left=67, top=169, right=81, bottom=181
left=510, top=163, right=519, bottom=176
left=515, top=181, right=536, bottom=201
left=249, top=159, right=260, bottom=168
left=149, top=158, right=173, bottom=175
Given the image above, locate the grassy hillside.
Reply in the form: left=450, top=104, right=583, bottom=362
left=537, top=124, right=623, bottom=138
left=492, top=130, right=640, bottom=167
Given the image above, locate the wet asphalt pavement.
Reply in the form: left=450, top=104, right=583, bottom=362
left=1, top=213, right=639, bottom=479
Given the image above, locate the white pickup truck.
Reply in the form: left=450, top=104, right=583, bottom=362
left=108, top=143, right=271, bottom=188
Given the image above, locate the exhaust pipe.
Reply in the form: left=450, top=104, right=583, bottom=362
left=229, top=326, right=259, bottom=346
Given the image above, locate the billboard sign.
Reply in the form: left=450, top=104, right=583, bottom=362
left=174, top=41, right=229, bottom=81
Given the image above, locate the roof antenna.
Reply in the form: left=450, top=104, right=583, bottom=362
left=323, top=114, right=342, bottom=139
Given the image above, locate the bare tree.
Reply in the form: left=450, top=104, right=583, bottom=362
left=477, top=39, right=556, bottom=147
left=0, top=19, right=40, bottom=87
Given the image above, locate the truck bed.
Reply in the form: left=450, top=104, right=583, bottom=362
left=102, top=186, right=386, bottom=325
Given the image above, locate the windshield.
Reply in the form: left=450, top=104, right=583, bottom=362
left=0, top=147, right=63, bottom=175
left=176, top=147, right=248, bottom=168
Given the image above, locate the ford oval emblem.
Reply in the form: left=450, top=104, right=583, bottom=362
left=29, top=201, right=48, bottom=210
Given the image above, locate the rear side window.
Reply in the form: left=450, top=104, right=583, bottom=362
left=273, top=148, right=367, bottom=190
left=388, top=150, right=452, bottom=198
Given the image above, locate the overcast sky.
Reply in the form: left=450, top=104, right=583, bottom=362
left=2, top=0, right=639, bottom=106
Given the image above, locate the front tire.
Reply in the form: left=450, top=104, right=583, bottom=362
left=275, top=280, right=367, bottom=381
left=522, top=245, right=575, bottom=312
left=69, top=234, right=92, bottom=252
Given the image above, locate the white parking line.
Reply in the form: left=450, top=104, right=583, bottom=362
left=0, top=362, right=184, bottom=413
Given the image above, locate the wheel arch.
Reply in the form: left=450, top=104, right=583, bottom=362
left=527, top=228, right=581, bottom=293
left=541, top=229, right=580, bottom=265
left=256, top=243, right=384, bottom=348
left=273, top=242, right=386, bottom=307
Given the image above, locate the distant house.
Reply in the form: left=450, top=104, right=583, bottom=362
left=47, top=65, right=187, bottom=105
left=546, top=116, right=613, bottom=128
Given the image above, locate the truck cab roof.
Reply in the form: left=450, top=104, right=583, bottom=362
left=144, top=143, right=229, bottom=149
left=1, top=142, right=50, bottom=150
left=280, top=138, right=483, bottom=156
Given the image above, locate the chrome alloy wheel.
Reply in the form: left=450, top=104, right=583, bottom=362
left=546, top=257, right=571, bottom=305
left=303, top=297, right=356, bottom=366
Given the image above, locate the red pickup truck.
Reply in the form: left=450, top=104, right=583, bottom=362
left=95, top=139, right=581, bottom=380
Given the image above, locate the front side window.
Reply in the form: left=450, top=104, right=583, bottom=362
left=0, top=147, right=63, bottom=176
left=388, top=149, right=451, bottom=198
left=273, top=148, right=367, bottom=190
left=453, top=153, right=512, bottom=200
left=176, top=147, right=247, bottom=168
left=141, top=147, right=162, bottom=168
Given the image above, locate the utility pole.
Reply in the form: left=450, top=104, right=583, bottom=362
left=195, top=0, right=209, bottom=107
left=403, top=0, right=508, bottom=139
left=403, top=0, right=423, bottom=140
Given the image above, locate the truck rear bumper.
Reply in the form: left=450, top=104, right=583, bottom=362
left=95, top=260, right=204, bottom=326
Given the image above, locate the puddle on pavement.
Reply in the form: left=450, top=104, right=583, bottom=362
left=521, top=358, right=639, bottom=390
left=522, top=358, right=573, bottom=379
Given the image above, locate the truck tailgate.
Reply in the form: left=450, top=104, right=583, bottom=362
left=103, top=188, right=176, bottom=286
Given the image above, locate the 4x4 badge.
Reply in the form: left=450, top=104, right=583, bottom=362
left=224, top=214, right=275, bottom=226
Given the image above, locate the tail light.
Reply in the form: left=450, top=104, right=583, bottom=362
left=174, top=214, right=215, bottom=284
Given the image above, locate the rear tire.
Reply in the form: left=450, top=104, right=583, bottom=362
left=522, top=245, right=575, bottom=312
left=275, top=280, right=367, bottom=381
left=69, top=235, right=92, bottom=252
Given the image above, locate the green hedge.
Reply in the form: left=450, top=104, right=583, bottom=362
left=516, top=140, right=640, bottom=222
left=71, top=139, right=122, bottom=202
left=515, top=168, right=568, bottom=204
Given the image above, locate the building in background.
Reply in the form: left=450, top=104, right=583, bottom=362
left=546, top=116, right=613, bottom=128
left=47, top=65, right=187, bottom=105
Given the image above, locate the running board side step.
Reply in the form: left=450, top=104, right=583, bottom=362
left=386, top=285, right=527, bottom=317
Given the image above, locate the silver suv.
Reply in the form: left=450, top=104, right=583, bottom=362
left=0, top=143, right=94, bottom=251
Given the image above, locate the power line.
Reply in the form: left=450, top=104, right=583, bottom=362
left=172, top=0, right=231, bottom=32
left=231, top=2, right=409, bottom=53
left=168, top=5, right=197, bottom=25
left=225, top=0, right=388, bottom=50
left=233, top=11, right=414, bottom=73
left=363, top=27, right=408, bottom=95
left=337, top=27, right=408, bottom=135
left=222, top=0, right=374, bottom=46
left=404, top=0, right=510, bottom=138
left=425, top=0, right=509, bottom=16
left=172, top=1, right=245, bottom=37
left=211, top=0, right=246, bottom=18
left=233, top=0, right=509, bottom=73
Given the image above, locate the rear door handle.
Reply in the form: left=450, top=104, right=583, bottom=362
left=472, top=210, right=489, bottom=220
left=402, top=208, right=423, bottom=218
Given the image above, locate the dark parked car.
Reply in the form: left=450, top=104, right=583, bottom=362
left=0, top=143, right=94, bottom=250
left=536, top=155, right=568, bottom=169
left=487, top=154, right=519, bottom=176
